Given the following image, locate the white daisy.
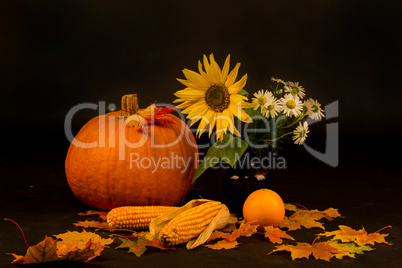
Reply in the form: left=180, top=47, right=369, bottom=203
left=252, top=90, right=272, bottom=110
left=261, top=96, right=281, bottom=118
left=279, top=94, right=303, bottom=117
left=271, top=77, right=286, bottom=84
left=309, top=99, right=325, bottom=120
left=285, top=81, right=306, bottom=99
left=302, top=99, right=314, bottom=116
left=293, top=121, right=309, bottom=145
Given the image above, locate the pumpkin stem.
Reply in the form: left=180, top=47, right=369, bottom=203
left=121, top=94, right=139, bottom=117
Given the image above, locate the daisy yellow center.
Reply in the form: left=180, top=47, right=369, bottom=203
left=258, top=96, right=267, bottom=105
left=300, top=130, right=306, bottom=137
left=205, top=84, right=231, bottom=113
left=312, top=105, right=319, bottom=112
left=286, top=100, right=296, bottom=109
left=268, top=104, right=275, bottom=110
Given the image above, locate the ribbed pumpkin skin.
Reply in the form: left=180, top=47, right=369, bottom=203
left=65, top=112, right=198, bottom=210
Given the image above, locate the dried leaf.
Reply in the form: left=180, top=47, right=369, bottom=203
left=204, top=240, right=239, bottom=250
left=116, top=235, right=175, bottom=257
left=280, top=207, right=341, bottom=231
left=318, top=225, right=392, bottom=246
left=269, top=241, right=343, bottom=262
left=73, top=220, right=111, bottom=230
left=222, top=221, right=258, bottom=241
left=8, top=234, right=109, bottom=264
left=125, top=104, right=175, bottom=133
left=8, top=236, right=59, bottom=264
left=328, top=241, right=373, bottom=259
left=57, top=240, right=106, bottom=262
left=264, top=226, right=295, bottom=244
left=284, top=203, right=298, bottom=212
left=78, top=210, right=108, bottom=221
left=54, top=229, right=114, bottom=250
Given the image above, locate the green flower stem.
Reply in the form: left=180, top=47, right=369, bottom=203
left=281, top=112, right=307, bottom=129
left=263, top=131, right=294, bottom=142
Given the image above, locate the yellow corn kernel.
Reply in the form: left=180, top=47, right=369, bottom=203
left=159, top=201, right=222, bottom=246
left=107, top=206, right=177, bottom=230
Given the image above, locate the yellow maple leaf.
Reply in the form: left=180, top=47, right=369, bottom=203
left=269, top=241, right=343, bottom=261
left=280, top=207, right=341, bottom=231
left=318, top=225, right=392, bottom=246
left=204, top=240, right=239, bottom=250
left=54, top=229, right=114, bottom=250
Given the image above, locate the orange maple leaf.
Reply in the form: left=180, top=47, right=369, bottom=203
left=78, top=210, right=108, bottom=221
left=125, top=104, right=175, bottom=133
left=116, top=235, right=175, bottom=257
left=8, top=236, right=59, bottom=264
left=269, top=241, right=343, bottom=262
left=204, top=240, right=239, bottom=250
left=264, top=226, right=295, bottom=244
left=8, top=232, right=111, bottom=264
left=222, top=221, right=258, bottom=241
left=57, top=239, right=107, bottom=262
left=73, top=220, right=111, bottom=230
left=318, top=225, right=392, bottom=246
left=280, top=207, right=341, bottom=231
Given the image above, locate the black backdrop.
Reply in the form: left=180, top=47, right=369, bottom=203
left=1, top=0, right=401, bottom=157
left=0, top=1, right=401, bottom=266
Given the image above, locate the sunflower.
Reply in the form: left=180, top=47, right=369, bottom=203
left=173, top=54, right=253, bottom=142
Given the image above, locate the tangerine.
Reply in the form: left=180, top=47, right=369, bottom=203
left=242, top=188, right=285, bottom=229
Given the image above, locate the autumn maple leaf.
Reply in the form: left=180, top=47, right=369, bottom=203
left=54, top=229, right=114, bottom=249
left=205, top=221, right=259, bottom=250
left=318, top=225, right=392, bottom=246
left=204, top=240, right=239, bottom=250
left=264, top=226, right=294, bottom=244
left=280, top=208, right=341, bottom=231
left=73, top=220, right=111, bottom=230
left=8, top=230, right=113, bottom=264
left=269, top=241, right=345, bottom=262
left=116, top=235, right=175, bottom=257
left=8, top=236, right=59, bottom=264
left=125, top=104, right=175, bottom=133
left=78, top=210, right=108, bottom=221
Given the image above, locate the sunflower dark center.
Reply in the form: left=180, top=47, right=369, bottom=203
left=205, top=84, right=230, bottom=112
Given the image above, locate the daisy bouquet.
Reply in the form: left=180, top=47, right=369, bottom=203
left=173, top=54, right=325, bottom=182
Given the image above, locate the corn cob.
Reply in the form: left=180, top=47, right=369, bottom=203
left=107, top=206, right=178, bottom=230
left=159, top=201, right=222, bottom=246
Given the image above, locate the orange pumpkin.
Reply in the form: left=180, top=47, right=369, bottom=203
left=65, top=94, right=198, bottom=210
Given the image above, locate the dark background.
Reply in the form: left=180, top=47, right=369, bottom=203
left=0, top=0, right=401, bottom=267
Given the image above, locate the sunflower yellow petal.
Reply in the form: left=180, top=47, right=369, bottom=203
left=203, top=54, right=211, bottom=75
left=177, top=78, right=191, bottom=87
left=182, top=68, right=210, bottom=90
left=225, top=62, right=240, bottom=87
left=221, top=54, right=230, bottom=83
left=228, top=73, right=247, bottom=94
left=183, top=100, right=206, bottom=116
left=174, top=89, right=205, bottom=100
left=207, top=111, right=217, bottom=137
left=208, top=54, right=222, bottom=84
left=198, top=60, right=213, bottom=84
left=228, top=102, right=253, bottom=123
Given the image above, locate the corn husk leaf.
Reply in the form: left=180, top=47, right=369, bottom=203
left=147, top=199, right=230, bottom=250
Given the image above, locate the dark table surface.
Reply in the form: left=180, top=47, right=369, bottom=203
left=1, top=137, right=401, bottom=268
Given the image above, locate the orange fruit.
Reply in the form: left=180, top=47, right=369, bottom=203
left=242, top=188, right=285, bottom=229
